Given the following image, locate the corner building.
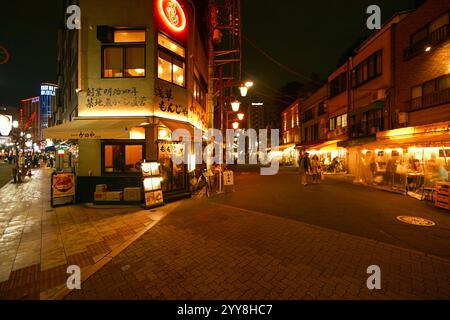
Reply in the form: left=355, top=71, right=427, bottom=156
left=45, top=0, right=212, bottom=202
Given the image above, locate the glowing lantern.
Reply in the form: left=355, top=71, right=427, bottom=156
left=237, top=113, right=245, bottom=121
left=232, top=122, right=239, bottom=130
left=231, top=100, right=241, bottom=112
left=239, top=86, right=248, bottom=97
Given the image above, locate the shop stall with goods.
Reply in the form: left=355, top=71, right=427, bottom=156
left=305, top=140, right=348, bottom=173
left=348, top=122, right=450, bottom=201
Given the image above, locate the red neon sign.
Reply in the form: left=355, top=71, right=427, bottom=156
left=158, top=0, right=186, bottom=33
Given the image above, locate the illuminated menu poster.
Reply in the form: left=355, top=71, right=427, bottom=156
left=51, top=172, right=76, bottom=207
left=141, top=162, right=165, bottom=209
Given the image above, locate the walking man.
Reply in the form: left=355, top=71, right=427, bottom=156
left=298, top=152, right=312, bottom=186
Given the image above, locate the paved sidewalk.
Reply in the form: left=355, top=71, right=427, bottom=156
left=0, top=167, right=175, bottom=299
left=66, top=198, right=450, bottom=300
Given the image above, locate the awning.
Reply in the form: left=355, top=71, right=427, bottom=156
left=364, top=133, right=450, bottom=148
left=43, top=117, right=148, bottom=140
left=338, top=135, right=377, bottom=147
left=295, top=139, right=328, bottom=150
left=306, top=140, right=344, bottom=151
left=159, top=119, right=196, bottom=137
left=348, top=101, right=385, bottom=117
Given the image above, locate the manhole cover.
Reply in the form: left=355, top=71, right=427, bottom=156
left=397, top=216, right=436, bottom=227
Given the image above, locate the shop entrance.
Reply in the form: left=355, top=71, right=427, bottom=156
left=157, top=140, right=187, bottom=193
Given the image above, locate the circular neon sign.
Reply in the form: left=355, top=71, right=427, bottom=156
left=159, top=0, right=186, bottom=33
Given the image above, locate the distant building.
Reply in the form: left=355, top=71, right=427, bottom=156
left=248, top=103, right=265, bottom=131
left=277, top=99, right=300, bottom=166
left=19, top=96, right=40, bottom=144
left=301, top=85, right=328, bottom=146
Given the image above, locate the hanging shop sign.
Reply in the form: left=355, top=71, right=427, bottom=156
left=158, top=0, right=187, bottom=33
left=223, top=170, right=234, bottom=186
left=158, top=140, right=185, bottom=157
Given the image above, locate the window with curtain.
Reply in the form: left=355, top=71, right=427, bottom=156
left=102, top=29, right=146, bottom=78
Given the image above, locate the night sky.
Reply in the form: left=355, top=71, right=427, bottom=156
left=0, top=0, right=417, bottom=108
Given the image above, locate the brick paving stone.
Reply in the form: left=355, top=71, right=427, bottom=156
left=60, top=197, right=450, bottom=300
left=0, top=168, right=172, bottom=299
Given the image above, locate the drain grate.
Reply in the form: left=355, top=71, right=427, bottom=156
left=397, top=216, right=436, bottom=227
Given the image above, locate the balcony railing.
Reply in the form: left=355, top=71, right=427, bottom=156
left=349, top=118, right=384, bottom=138
left=411, top=88, right=450, bottom=111
left=403, top=24, right=449, bottom=61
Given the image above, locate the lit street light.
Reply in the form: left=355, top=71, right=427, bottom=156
left=231, top=100, right=241, bottom=112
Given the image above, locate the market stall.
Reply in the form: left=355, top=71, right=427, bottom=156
left=349, top=122, right=450, bottom=199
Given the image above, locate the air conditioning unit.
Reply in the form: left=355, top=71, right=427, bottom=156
left=373, top=89, right=386, bottom=101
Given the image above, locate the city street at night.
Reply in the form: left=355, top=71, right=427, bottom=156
left=64, top=170, right=450, bottom=300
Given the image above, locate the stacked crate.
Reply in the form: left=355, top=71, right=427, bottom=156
left=435, top=182, right=450, bottom=210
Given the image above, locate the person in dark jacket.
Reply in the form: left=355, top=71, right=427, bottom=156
left=298, top=152, right=312, bottom=186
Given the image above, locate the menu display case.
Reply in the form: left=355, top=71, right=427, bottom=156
left=142, top=162, right=165, bottom=209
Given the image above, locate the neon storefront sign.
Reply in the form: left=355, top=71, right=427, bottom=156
left=158, top=0, right=186, bottom=32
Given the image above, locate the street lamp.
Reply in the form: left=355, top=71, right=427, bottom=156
left=239, top=86, right=248, bottom=97
left=232, top=122, right=240, bottom=130
left=245, top=81, right=254, bottom=88
left=231, top=100, right=241, bottom=112
left=237, top=113, right=245, bottom=121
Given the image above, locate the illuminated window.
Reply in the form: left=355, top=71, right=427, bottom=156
left=158, top=33, right=185, bottom=58
left=102, top=29, right=146, bottom=78
left=157, top=33, right=186, bottom=87
left=114, top=30, right=146, bottom=43
left=341, top=114, right=347, bottom=128
left=103, top=142, right=144, bottom=174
